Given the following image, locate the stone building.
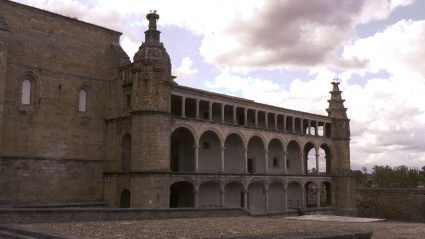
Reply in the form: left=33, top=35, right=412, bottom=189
left=0, top=0, right=357, bottom=216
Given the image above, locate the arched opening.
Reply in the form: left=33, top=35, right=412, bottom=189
left=22, top=79, right=31, bottom=105
left=321, top=182, right=332, bottom=206
left=170, top=181, right=194, bottom=208
left=287, top=141, right=301, bottom=174
left=247, top=182, right=266, bottom=212
left=121, top=133, right=131, bottom=172
left=224, top=133, right=244, bottom=173
left=268, top=139, right=283, bottom=174
left=170, top=127, right=195, bottom=172
left=287, top=182, right=302, bottom=209
left=78, top=89, right=87, bottom=112
left=247, top=136, right=265, bottom=174
left=199, top=131, right=221, bottom=173
left=119, top=189, right=130, bottom=208
left=305, top=182, right=318, bottom=208
left=269, top=181, right=284, bottom=211
left=199, top=181, right=221, bottom=208
left=304, top=142, right=316, bottom=175
left=320, top=143, right=332, bottom=175
left=224, top=181, right=244, bottom=207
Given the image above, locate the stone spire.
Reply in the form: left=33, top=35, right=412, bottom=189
left=145, top=11, right=161, bottom=44
left=326, top=81, right=347, bottom=119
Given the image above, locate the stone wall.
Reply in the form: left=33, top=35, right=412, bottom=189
left=357, top=188, right=425, bottom=222
left=0, top=157, right=114, bottom=205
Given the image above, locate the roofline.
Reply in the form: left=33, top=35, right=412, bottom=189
left=1, top=0, right=123, bottom=36
left=172, top=85, right=331, bottom=120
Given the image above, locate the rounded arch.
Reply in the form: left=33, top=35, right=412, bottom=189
left=320, top=181, right=332, bottom=206
left=304, top=142, right=317, bottom=175
left=224, top=130, right=246, bottom=148
left=198, top=130, right=222, bottom=173
left=320, top=143, right=332, bottom=175
left=171, top=124, right=198, bottom=142
left=268, top=179, right=285, bottom=188
left=224, top=179, right=247, bottom=190
left=170, top=178, right=198, bottom=190
left=247, top=135, right=266, bottom=174
left=287, top=180, right=302, bottom=209
left=121, top=133, right=131, bottom=172
left=224, top=132, right=245, bottom=174
left=224, top=180, right=245, bottom=208
left=285, top=138, right=302, bottom=151
left=119, top=189, right=131, bottom=208
left=305, top=181, right=319, bottom=208
left=171, top=127, right=196, bottom=172
left=247, top=133, right=267, bottom=150
left=286, top=140, right=302, bottom=175
left=268, top=138, right=285, bottom=174
left=76, top=82, right=94, bottom=117
left=248, top=178, right=268, bottom=189
left=267, top=137, right=285, bottom=150
left=200, top=178, right=224, bottom=191
left=199, top=180, right=222, bottom=208
left=18, top=71, right=40, bottom=110
left=170, top=181, right=195, bottom=208
left=198, top=128, right=223, bottom=146
left=268, top=180, right=285, bottom=212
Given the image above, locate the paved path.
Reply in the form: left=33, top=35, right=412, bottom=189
left=10, top=217, right=425, bottom=238
left=284, top=215, right=386, bottom=222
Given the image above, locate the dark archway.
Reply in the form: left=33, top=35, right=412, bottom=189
left=320, top=143, right=332, bottom=175
left=305, top=182, right=318, bottom=208
left=321, top=182, right=332, bottom=206
left=247, top=136, right=265, bottom=174
left=304, top=142, right=315, bottom=175
left=199, top=181, right=221, bottom=208
left=170, top=127, right=195, bottom=172
left=199, top=131, right=221, bottom=173
left=224, top=133, right=244, bottom=173
left=287, top=141, right=301, bottom=174
left=121, top=133, right=131, bottom=172
left=119, top=189, right=130, bottom=208
left=268, top=139, right=283, bottom=174
left=170, top=181, right=195, bottom=208
left=224, top=181, right=244, bottom=207
left=287, top=182, right=302, bottom=209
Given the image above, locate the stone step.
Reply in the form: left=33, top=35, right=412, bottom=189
left=0, top=229, right=34, bottom=239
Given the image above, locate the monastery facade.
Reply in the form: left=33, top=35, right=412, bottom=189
left=0, top=0, right=357, bottom=216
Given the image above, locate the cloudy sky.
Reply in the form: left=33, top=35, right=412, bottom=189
left=17, top=0, right=425, bottom=172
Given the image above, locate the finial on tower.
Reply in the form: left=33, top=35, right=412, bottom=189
left=146, top=10, right=160, bottom=30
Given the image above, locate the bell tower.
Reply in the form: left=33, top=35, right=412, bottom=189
left=327, top=81, right=357, bottom=216
left=129, top=11, right=174, bottom=208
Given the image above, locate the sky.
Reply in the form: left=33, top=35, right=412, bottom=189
left=16, top=0, right=425, bottom=172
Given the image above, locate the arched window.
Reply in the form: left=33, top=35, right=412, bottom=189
left=119, top=189, right=130, bottom=208
left=22, top=79, right=31, bottom=105
left=78, top=89, right=87, bottom=112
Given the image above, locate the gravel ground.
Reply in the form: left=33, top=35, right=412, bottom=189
left=11, top=217, right=425, bottom=239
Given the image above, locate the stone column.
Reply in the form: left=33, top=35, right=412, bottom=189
left=323, top=123, right=326, bottom=137
left=283, top=151, right=287, bottom=174
left=221, top=103, right=225, bottom=123
left=220, top=147, right=225, bottom=173
left=283, top=187, right=288, bottom=211
left=209, top=101, right=213, bottom=121
left=194, top=190, right=199, bottom=208
left=316, top=154, right=320, bottom=175
left=315, top=121, right=319, bottom=136
left=292, top=117, right=296, bottom=133
left=255, top=110, right=258, bottom=127
left=300, top=153, right=305, bottom=175
left=264, top=150, right=269, bottom=174
left=265, top=112, right=268, bottom=129
left=283, top=115, right=287, bottom=132
left=308, top=120, right=311, bottom=135
left=317, top=186, right=321, bottom=208
left=331, top=188, right=335, bottom=206
left=233, top=106, right=237, bottom=124
left=194, top=144, right=200, bottom=172
left=181, top=96, right=186, bottom=117
left=274, top=113, right=278, bottom=130
left=243, top=190, right=248, bottom=210
left=196, top=99, right=200, bottom=119
left=220, top=190, right=225, bottom=207
left=301, top=188, right=306, bottom=207
left=264, top=189, right=269, bottom=212
left=244, top=148, right=249, bottom=173
left=300, top=118, right=304, bottom=134
left=244, top=108, right=248, bottom=126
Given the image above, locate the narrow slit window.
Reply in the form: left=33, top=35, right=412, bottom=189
left=79, top=89, right=87, bottom=112
left=22, top=79, right=31, bottom=105
left=273, top=158, right=278, bottom=167
left=126, top=95, right=131, bottom=107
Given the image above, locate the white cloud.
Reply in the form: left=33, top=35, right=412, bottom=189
left=172, top=57, right=198, bottom=81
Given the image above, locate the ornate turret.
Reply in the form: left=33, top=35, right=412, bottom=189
left=326, top=81, right=347, bottom=119
left=131, top=11, right=172, bottom=109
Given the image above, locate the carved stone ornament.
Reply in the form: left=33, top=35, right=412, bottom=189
left=136, top=64, right=161, bottom=106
